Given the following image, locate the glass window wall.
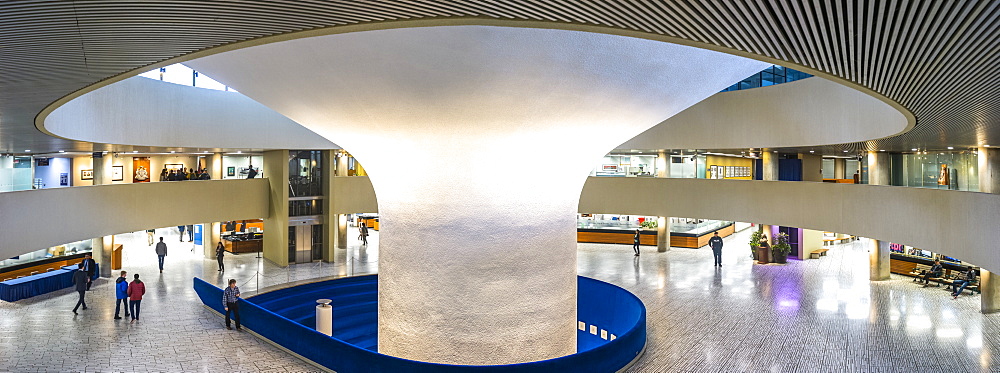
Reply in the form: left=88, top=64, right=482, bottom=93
left=289, top=150, right=323, bottom=197
left=901, top=152, right=978, bottom=191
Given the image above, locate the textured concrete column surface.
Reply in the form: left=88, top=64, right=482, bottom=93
left=833, top=158, right=846, bottom=179
left=262, top=150, right=289, bottom=267
left=980, top=270, right=1000, bottom=314
left=869, top=239, right=890, bottom=281
left=978, top=148, right=1000, bottom=312
left=867, top=151, right=890, bottom=186
left=188, top=25, right=768, bottom=364
left=656, top=216, right=670, bottom=252
left=867, top=151, right=891, bottom=279
left=204, top=153, right=224, bottom=259
left=762, top=151, right=779, bottom=181
left=91, top=154, right=114, bottom=277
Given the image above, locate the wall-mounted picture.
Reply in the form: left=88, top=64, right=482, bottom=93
left=133, top=157, right=150, bottom=183
left=165, top=163, right=184, bottom=171
left=111, top=165, right=124, bottom=181
left=227, top=166, right=236, bottom=177
left=709, top=165, right=718, bottom=179
left=81, top=169, right=93, bottom=180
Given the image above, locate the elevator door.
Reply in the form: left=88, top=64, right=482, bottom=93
left=294, top=225, right=313, bottom=264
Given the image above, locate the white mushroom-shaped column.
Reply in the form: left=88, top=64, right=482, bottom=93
left=188, top=25, right=767, bottom=365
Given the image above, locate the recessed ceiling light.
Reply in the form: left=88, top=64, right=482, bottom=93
left=879, top=149, right=885, bottom=152
left=236, top=151, right=242, bottom=154
left=809, top=150, right=814, bottom=153
left=58, top=150, right=65, bottom=153
left=911, top=148, right=918, bottom=151
left=170, top=151, right=175, bottom=153
left=947, top=147, right=954, bottom=150
left=843, top=150, right=848, bottom=153
left=985, top=145, right=991, bottom=147
left=24, top=149, right=30, bottom=152
left=132, top=151, right=138, bottom=153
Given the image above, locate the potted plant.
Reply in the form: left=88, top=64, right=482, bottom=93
left=771, top=232, right=792, bottom=264
left=749, top=229, right=764, bottom=262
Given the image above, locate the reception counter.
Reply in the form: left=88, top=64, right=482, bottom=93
left=0, top=252, right=90, bottom=281
left=223, top=232, right=263, bottom=254
left=577, top=222, right=735, bottom=249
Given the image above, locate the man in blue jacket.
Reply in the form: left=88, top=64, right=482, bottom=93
left=114, top=271, right=130, bottom=320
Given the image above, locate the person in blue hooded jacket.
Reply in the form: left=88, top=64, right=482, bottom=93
left=114, top=271, right=130, bottom=320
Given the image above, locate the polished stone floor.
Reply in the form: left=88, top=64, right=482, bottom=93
left=1, top=226, right=998, bottom=372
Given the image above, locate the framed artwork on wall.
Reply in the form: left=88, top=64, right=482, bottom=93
left=81, top=169, right=93, bottom=180
left=227, top=167, right=236, bottom=177
left=111, top=165, right=124, bottom=181
left=165, top=163, right=184, bottom=171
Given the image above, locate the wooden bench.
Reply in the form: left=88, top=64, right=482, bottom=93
left=947, top=277, right=981, bottom=295
left=908, top=264, right=947, bottom=287
left=809, top=249, right=830, bottom=259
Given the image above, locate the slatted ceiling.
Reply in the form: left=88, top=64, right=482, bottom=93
left=0, top=1, right=997, bottom=154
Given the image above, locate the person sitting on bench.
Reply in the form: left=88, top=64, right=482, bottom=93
left=921, top=259, right=944, bottom=287
left=952, top=267, right=978, bottom=299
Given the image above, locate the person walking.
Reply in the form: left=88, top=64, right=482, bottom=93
left=155, top=237, right=167, bottom=273
left=709, top=231, right=724, bottom=267
left=81, top=253, right=97, bottom=290
left=362, top=223, right=370, bottom=246
left=186, top=224, right=194, bottom=242
left=114, top=271, right=130, bottom=320
left=632, top=229, right=641, bottom=256
left=177, top=225, right=186, bottom=242
left=223, top=279, right=242, bottom=330
left=145, top=228, right=155, bottom=246
left=127, top=274, right=145, bottom=323
left=71, top=263, right=88, bottom=314
left=215, top=242, right=226, bottom=272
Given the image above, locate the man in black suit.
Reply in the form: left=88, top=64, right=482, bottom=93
left=81, top=253, right=97, bottom=290
left=71, top=263, right=89, bottom=314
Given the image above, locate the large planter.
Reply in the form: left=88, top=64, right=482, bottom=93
left=772, top=250, right=788, bottom=264
left=754, top=247, right=770, bottom=264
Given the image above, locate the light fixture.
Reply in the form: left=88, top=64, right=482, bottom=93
left=24, top=149, right=30, bottom=152
left=236, top=151, right=242, bottom=154
left=843, top=150, right=848, bottom=153
left=912, top=148, right=918, bottom=151
left=809, top=150, right=815, bottom=153
left=947, top=147, right=954, bottom=150
left=133, top=150, right=138, bottom=153
left=170, top=151, right=175, bottom=153
left=58, top=150, right=65, bottom=153
left=879, top=149, right=885, bottom=152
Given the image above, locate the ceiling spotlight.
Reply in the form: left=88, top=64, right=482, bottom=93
left=879, top=150, right=885, bottom=152
left=911, top=148, right=918, bottom=151
left=843, top=150, right=848, bottom=153
left=132, top=150, right=138, bottom=153
left=985, top=145, right=991, bottom=148
left=947, top=147, right=954, bottom=150
left=170, top=151, right=176, bottom=153
left=58, top=150, right=65, bottom=153
left=236, top=151, right=242, bottom=154
left=24, top=149, right=30, bottom=152
left=809, top=150, right=815, bottom=153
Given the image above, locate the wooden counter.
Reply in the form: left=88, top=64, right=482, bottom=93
left=576, top=223, right=735, bottom=249
left=0, top=252, right=89, bottom=281
left=224, top=238, right=263, bottom=254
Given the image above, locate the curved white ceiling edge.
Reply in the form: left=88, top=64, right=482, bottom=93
left=42, top=76, right=338, bottom=150
left=617, top=77, right=909, bottom=150
left=579, top=177, right=1000, bottom=275
left=0, top=179, right=269, bottom=264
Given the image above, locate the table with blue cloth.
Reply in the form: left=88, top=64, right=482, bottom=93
left=0, top=268, right=76, bottom=302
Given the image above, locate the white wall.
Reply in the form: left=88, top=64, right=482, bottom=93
left=222, top=155, right=264, bottom=179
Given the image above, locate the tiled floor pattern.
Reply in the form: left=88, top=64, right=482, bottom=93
left=2, top=226, right=998, bottom=372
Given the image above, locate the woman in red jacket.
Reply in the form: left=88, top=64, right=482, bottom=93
left=127, top=274, right=146, bottom=323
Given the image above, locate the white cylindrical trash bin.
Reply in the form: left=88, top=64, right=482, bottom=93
left=316, top=299, right=333, bottom=336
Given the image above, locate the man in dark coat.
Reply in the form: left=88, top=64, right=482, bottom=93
left=71, top=263, right=89, bottom=314
left=708, top=231, right=724, bottom=267
left=81, top=253, right=97, bottom=290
